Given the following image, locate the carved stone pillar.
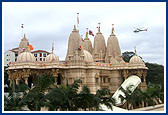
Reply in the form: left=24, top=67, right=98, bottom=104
left=24, top=77, right=28, bottom=85
left=8, top=70, right=13, bottom=87
left=142, top=101, right=144, bottom=107
left=23, top=69, right=30, bottom=85
left=52, top=69, right=59, bottom=84
left=123, top=70, right=129, bottom=80
left=137, top=70, right=142, bottom=77
left=143, top=70, right=147, bottom=83
left=16, top=78, right=20, bottom=85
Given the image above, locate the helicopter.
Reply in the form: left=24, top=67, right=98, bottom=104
left=133, top=27, right=148, bottom=33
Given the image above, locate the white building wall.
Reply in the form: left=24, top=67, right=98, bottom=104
left=4, top=50, right=15, bottom=67
left=32, top=52, right=49, bottom=62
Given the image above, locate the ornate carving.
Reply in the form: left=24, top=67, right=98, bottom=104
left=137, top=70, right=142, bottom=77
left=122, top=70, right=129, bottom=79
left=52, top=69, right=59, bottom=77
left=7, top=70, right=13, bottom=80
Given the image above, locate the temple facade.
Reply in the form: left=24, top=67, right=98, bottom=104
left=7, top=24, right=148, bottom=94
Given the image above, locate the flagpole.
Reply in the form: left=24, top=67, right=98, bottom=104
left=86, top=28, right=88, bottom=38
left=77, top=13, right=79, bottom=31
left=21, top=24, right=24, bottom=37
left=134, top=46, right=136, bottom=55
left=52, top=43, right=54, bottom=53
left=98, top=22, right=101, bottom=32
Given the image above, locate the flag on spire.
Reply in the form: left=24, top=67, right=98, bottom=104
left=21, top=24, right=24, bottom=28
left=29, top=45, right=34, bottom=50
left=89, top=30, right=94, bottom=36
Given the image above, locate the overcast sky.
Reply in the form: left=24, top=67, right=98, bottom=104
left=3, top=2, right=166, bottom=65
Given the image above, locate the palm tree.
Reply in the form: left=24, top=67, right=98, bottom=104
left=95, top=88, right=116, bottom=110
left=76, top=85, right=95, bottom=110
left=19, top=74, right=55, bottom=111
left=119, top=85, right=140, bottom=110
left=142, top=83, right=163, bottom=106
left=45, top=79, right=82, bottom=111
left=4, top=79, right=29, bottom=111
left=45, top=80, right=116, bottom=111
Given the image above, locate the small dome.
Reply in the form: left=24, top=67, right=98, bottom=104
left=46, top=53, right=59, bottom=63
left=17, top=52, right=35, bottom=63
left=83, top=50, right=94, bottom=63
left=129, top=55, right=144, bottom=65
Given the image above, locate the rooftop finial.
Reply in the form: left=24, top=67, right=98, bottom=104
left=86, top=28, right=88, bottom=38
left=73, top=25, right=77, bottom=30
left=134, top=46, right=136, bottom=55
left=112, top=24, right=114, bottom=35
left=77, top=13, right=79, bottom=30
left=22, top=34, right=26, bottom=40
left=98, top=22, right=101, bottom=32
left=52, top=43, right=54, bottom=53
left=21, top=24, right=24, bottom=37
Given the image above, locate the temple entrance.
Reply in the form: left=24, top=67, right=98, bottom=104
left=57, top=74, right=63, bottom=85
left=28, top=75, right=38, bottom=88
left=28, top=76, right=33, bottom=88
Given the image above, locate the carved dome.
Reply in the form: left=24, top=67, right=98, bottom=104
left=46, top=53, right=59, bottom=63
left=129, top=55, right=145, bottom=65
left=17, top=52, right=35, bottom=63
left=83, top=50, right=94, bottom=63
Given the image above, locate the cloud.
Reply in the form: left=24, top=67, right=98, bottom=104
left=3, top=2, right=165, bottom=65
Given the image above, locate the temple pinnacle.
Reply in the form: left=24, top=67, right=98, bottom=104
left=112, top=24, right=114, bottom=35
left=86, top=28, right=88, bottom=38
left=98, top=22, right=101, bottom=33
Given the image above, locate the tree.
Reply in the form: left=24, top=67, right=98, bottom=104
left=76, top=85, right=95, bottom=110
left=45, top=79, right=82, bottom=111
left=45, top=80, right=116, bottom=111
left=119, top=85, right=139, bottom=110
left=142, top=83, right=163, bottom=106
left=119, top=84, right=163, bottom=110
left=5, top=76, right=116, bottom=111
left=122, top=51, right=135, bottom=62
left=4, top=79, right=29, bottom=111
left=19, top=74, right=55, bottom=111
left=4, top=71, right=10, bottom=92
left=145, top=62, right=164, bottom=92
left=95, top=88, right=116, bottom=110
